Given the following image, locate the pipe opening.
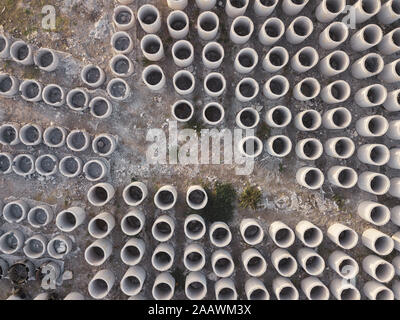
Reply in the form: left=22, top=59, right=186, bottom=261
left=173, top=44, right=192, bottom=60
left=123, top=245, right=141, bottom=261
left=49, top=239, right=68, bottom=256
left=13, top=43, right=29, bottom=61
left=214, top=258, right=232, bottom=273
left=272, top=137, right=289, bottom=155
left=157, top=190, right=175, bottom=207
left=169, top=13, right=187, bottom=31
left=332, top=109, right=347, bottom=127
left=338, top=169, right=356, bottom=186
left=25, top=238, right=44, bottom=254
left=335, top=139, right=351, bottom=157
left=300, top=80, right=318, bottom=98
left=365, top=56, right=380, bottom=73
left=29, top=208, right=49, bottom=227
left=330, top=82, right=347, bottom=100
left=310, top=285, right=327, bottom=299
left=328, top=24, right=347, bottom=42
left=370, top=206, right=387, bottom=224
left=206, top=75, right=223, bottom=93
left=91, top=98, right=110, bottom=117
left=85, top=161, right=104, bottom=180
left=340, top=288, right=359, bottom=300
left=326, top=0, right=344, bottom=12
left=249, top=288, right=268, bottom=300
left=58, top=211, right=76, bottom=230
left=4, top=203, right=23, bottom=222
left=199, top=13, right=218, bottom=32
left=230, top=0, right=247, bottom=8
left=90, top=279, right=109, bottom=297
left=270, top=78, right=286, bottom=95
left=238, top=52, right=255, bottom=68
left=278, top=257, right=295, bottom=274
left=361, top=0, right=379, bottom=14
left=13, top=155, right=34, bottom=174
left=187, top=281, right=205, bottom=296
left=113, top=34, right=131, bottom=52
left=264, top=20, right=282, bottom=38
left=186, top=252, right=202, bottom=263
left=240, top=110, right=257, bottom=127
left=376, top=263, right=393, bottom=282
left=123, top=276, right=141, bottom=292
left=293, top=19, right=309, bottom=36
left=83, top=66, right=101, bottom=85
left=116, top=8, right=133, bottom=25
left=364, top=26, right=380, bottom=44
left=279, top=286, right=297, bottom=300
left=393, top=30, right=400, bottom=47
left=0, top=154, right=11, bottom=173
left=154, top=251, right=172, bottom=266
left=393, top=0, right=400, bottom=14
left=36, top=155, right=56, bottom=174
left=69, top=131, right=88, bottom=150
left=94, top=136, right=113, bottom=155
left=305, top=255, right=323, bottom=274
left=269, top=49, right=286, bottom=67
left=154, top=282, right=173, bottom=299
left=338, top=230, right=356, bottom=247
left=86, top=246, right=105, bottom=264
left=240, top=81, right=256, bottom=97
left=0, top=36, right=6, bottom=52
left=303, top=228, right=321, bottom=246
left=242, top=137, right=262, bottom=156
left=139, top=7, right=158, bottom=25
left=0, top=75, right=12, bottom=93
left=302, top=112, right=318, bottom=129
left=275, top=228, right=292, bottom=246
left=204, top=104, right=223, bottom=123
left=305, top=169, right=322, bottom=188
left=260, top=0, right=278, bottom=7
left=233, top=21, right=251, bottom=37
left=374, top=236, right=392, bottom=254
left=145, top=69, right=162, bottom=85
left=272, top=108, right=289, bottom=126
left=188, top=190, right=206, bottom=205
left=20, top=125, right=40, bottom=145
left=111, top=56, right=131, bottom=75
left=109, top=80, right=127, bottom=98
left=173, top=101, right=193, bottom=121
left=91, top=186, right=109, bottom=203
left=143, top=38, right=161, bottom=54
left=339, top=259, right=357, bottom=277
left=329, top=53, right=346, bottom=70
left=91, top=219, right=108, bottom=235
left=44, top=86, right=62, bottom=104
left=37, top=50, right=54, bottom=68
left=370, top=176, right=387, bottom=193
left=376, top=289, right=393, bottom=300
left=303, top=141, right=319, bottom=158
left=155, top=222, right=172, bottom=235
left=186, top=220, right=203, bottom=234
left=60, top=157, right=80, bottom=176
left=1, top=233, right=18, bottom=251
left=212, top=227, right=229, bottom=242
left=247, top=256, right=264, bottom=274
left=370, top=146, right=386, bottom=163
left=204, top=45, right=222, bottom=62
left=8, top=262, right=30, bottom=285
left=44, top=127, right=64, bottom=147
left=22, top=82, right=40, bottom=99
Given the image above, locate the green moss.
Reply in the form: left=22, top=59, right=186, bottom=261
left=239, top=185, right=262, bottom=210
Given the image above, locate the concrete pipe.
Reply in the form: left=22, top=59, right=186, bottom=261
left=81, top=65, right=106, bottom=88
left=294, top=110, right=322, bottom=131
left=34, top=48, right=59, bottom=72
left=56, top=207, right=86, bottom=232
left=211, top=249, right=234, bottom=278
left=19, top=123, right=42, bottom=146
left=172, top=40, right=194, bottom=68
left=322, top=107, right=351, bottom=130
left=379, top=58, right=400, bottom=83
left=384, top=89, right=400, bottom=112
left=123, top=182, right=147, bottom=207
left=387, top=119, right=400, bottom=139
left=184, top=214, right=206, bottom=240
left=394, top=231, right=400, bottom=251
left=240, top=218, right=264, bottom=245
left=234, top=48, right=258, bottom=74
left=3, top=199, right=29, bottom=223
left=391, top=206, right=400, bottom=226
left=66, top=129, right=90, bottom=152
left=353, top=0, right=381, bottom=24
left=362, top=228, right=394, bottom=256
left=137, top=4, right=161, bottom=33
left=282, top=0, right=309, bottom=15
left=296, top=167, right=324, bottom=190
left=242, top=248, right=267, bottom=277
left=43, top=126, right=67, bottom=148
left=197, top=11, right=219, bottom=41
left=258, top=17, right=285, bottom=46
left=152, top=215, right=175, bottom=242
left=111, top=31, right=133, bottom=55
left=327, top=223, right=358, bottom=250
left=89, top=97, right=113, bottom=119
left=351, top=24, right=383, bottom=52
left=387, top=178, right=400, bottom=197
left=324, top=137, right=355, bottom=159
left=265, top=105, right=292, bottom=128
left=263, top=46, right=289, bottom=73
left=321, top=80, right=350, bottom=104
left=269, top=221, right=295, bottom=248
left=154, top=185, right=177, bottom=211
left=351, top=53, right=384, bottom=79
left=394, top=280, right=400, bottom=300
left=254, top=0, right=278, bottom=16
left=152, top=272, right=175, bottom=300
left=330, top=278, right=361, bottom=300
left=88, top=269, right=115, bottom=300
left=59, top=155, right=82, bottom=178
left=34, top=293, right=53, bottom=300
left=355, top=84, right=387, bottom=108
left=209, top=222, right=232, bottom=248
left=295, top=220, right=323, bottom=248
left=225, top=0, right=249, bottom=18
left=315, top=0, right=346, bottom=23
left=285, top=16, right=313, bottom=45
left=236, top=77, right=259, bottom=102
left=184, top=243, right=206, bottom=271
left=84, top=239, right=112, bottom=266
left=113, top=5, right=135, bottom=31
left=293, top=78, right=320, bottom=101
left=42, top=84, right=65, bottom=107
left=379, top=28, right=400, bottom=55
left=357, top=172, right=390, bottom=196
left=203, top=102, right=225, bottom=125
left=319, top=22, right=349, bottom=50
left=230, top=16, right=254, bottom=45
left=47, top=234, right=72, bottom=259
left=167, top=0, right=188, bottom=10
left=109, top=54, right=134, bottom=78
left=378, top=0, right=400, bottom=24
left=10, top=40, right=33, bottom=65
left=92, top=134, right=117, bottom=157
left=266, top=135, right=292, bottom=158
left=27, top=205, right=53, bottom=228
left=319, top=50, right=349, bottom=77
left=0, top=34, right=10, bottom=59
left=120, top=238, right=145, bottom=266
left=362, top=255, right=395, bottom=283
left=0, top=152, right=12, bottom=174
left=291, top=47, right=319, bottom=73
left=327, top=166, right=358, bottom=189
left=87, top=183, right=115, bottom=206
left=142, top=65, right=166, bottom=91
left=357, top=144, right=390, bottom=166
left=140, top=34, right=164, bottom=62
left=195, top=0, right=216, bottom=10
left=297, top=248, right=325, bottom=276
left=236, top=107, right=260, bottom=129
left=0, top=73, right=19, bottom=98
left=202, top=42, right=224, bottom=69
left=364, top=281, right=394, bottom=300
left=389, top=148, right=400, bottom=170
left=20, top=79, right=42, bottom=102
left=271, top=248, right=297, bottom=277
left=238, top=136, right=263, bottom=158
left=245, top=278, right=270, bottom=300
left=185, top=272, right=207, bottom=300
left=120, top=266, right=146, bottom=297
left=186, top=185, right=208, bottom=210
left=301, top=276, right=330, bottom=300
left=83, top=158, right=109, bottom=182
left=394, top=256, right=400, bottom=275
left=204, top=72, right=225, bottom=97
left=172, top=100, right=194, bottom=123
left=88, top=212, right=115, bottom=239
left=356, top=115, right=389, bottom=137
left=273, top=277, right=299, bottom=300
left=167, top=10, right=189, bottom=39
left=358, top=201, right=390, bottom=226
left=0, top=230, right=24, bottom=254
left=152, top=243, right=175, bottom=271
left=106, top=78, right=130, bottom=101
left=12, top=154, right=36, bottom=176
left=215, top=278, right=237, bottom=300
left=263, top=75, right=289, bottom=100
left=295, top=138, right=323, bottom=161
left=328, top=250, right=359, bottom=279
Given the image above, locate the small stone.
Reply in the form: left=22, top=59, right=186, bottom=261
left=62, top=270, right=73, bottom=281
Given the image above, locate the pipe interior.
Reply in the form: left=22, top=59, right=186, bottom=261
left=305, top=169, right=322, bottom=188
left=338, top=229, right=356, bottom=247
left=0, top=154, right=11, bottom=172
left=242, top=138, right=261, bottom=156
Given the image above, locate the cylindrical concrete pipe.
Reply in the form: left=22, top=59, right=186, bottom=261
left=10, top=40, right=33, bottom=65
left=327, top=166, right=358, bottom=189
left=319, top=50, right=350, bottom=77
left=66, top=88, right=90, bottom=111
left=319, top=22, right=349, bottom=50
left=47, top=234, right=72, bottom=259
left=272, top=248, right=298, bottom=277
left=293, top=78, right=320, bottom=101
left=315, top=0, right=346, bottom=23
left=0, top=123, right=19, bottom=146
left=291, top=47, right=319, bottom=73
left=362, top=228, right=394, bottom=256
left=42, top=84, right=65, bottom=107
left=171, top=100, right=194, bottom=122
left=88, top=269, right=115, bottom=300
left=120, top=266, right=146, bottom=297
left=209, top=222, right=232, bottom=248
left=353, top=0, right=381, bottom=24
left=330, top=278, right=361, bottom=300
left=152, top=243, right=175, bottom=272
left=142, top=65, right=166, bottom=91
left=0, top=34, right=10, bottom=59
left=83, top=158, right=109, bottom=182
left=59, top=155, right=82, bottom=178
left=0, top=230, right=24, bottom=254
left=172, top=40, right=194, bottom=68
left=393, top=256, right=400, bottom=275
left=294, top=110, right=322, bottom=131
left=167, top=10, right=189, bottom=40
left=363, top=255, right=395, bottom=283
left=285, top=16, right=313, bottom=45
left=379, top=28, right=400, bottom=55
left=378, top=0, right=400, bottom=24
left=106, top=78, right=130, bottom=101
left=152, top=272, right=175, bottom=300
left=211, top=249, right=234, bottom=278
left=123, top=181, right=148, bottom=206
left=364, top=281, right=394, bottom=300
left=295, top=138, right=323, bottom=161
left=262, top=46, right=289, bottom=73
left=202, top=42, right=224, bottom=69
left=225, top=0, right=249, bottom=18
left=12, top=154, right=36, bottom=176
left=282, top=0, right=309, bottom=15
left=113, top=5, right=135, bottom=31
left=296, top=167, right=324, bottom=190
left=120, top=238, right=145, bottom=266
left=297, top=248, right=325, bottom=276
left=379, top=58, right=400, bottom=83
left=34, top=48, right=59, bottom=72
left=357, top=172, right=390, bottom=196
left=389, top=148, right=400, bottom=170
left=394, top=231, right=400, bottom=251
left=27, top=204, right=53, bottom=228
left=236, top=78, right=259, bottom=102
left=327, top=223, right=358, bottom=250
left=301, top=276, right=330, bottom=300
left=80, top=65, right=105, bottom=88
left=393, top=280, right=400, bottom=300
left=186, top=185, right=208, bottom=210
left=351, top=24, right=383, bottom=51
left=273, top=277, right=299, bottom=300
left=355, top=84, right=387, bottom=108
left=137, top=4, right=161, bottom=33
left=269, top=221, right=295, bottom=248
left=43, top=126, right=67, bottom=148
left=328, top=250, right=359, bottom=279
left=34, top=293, right=52, bottom=300
left=324, top=137, right=355, bottom=159
left=140, top=34, right=164, bottom=61
left=351, top=53, right=384, bottom=79
left=184, top=272, right=207, bottom=300
left=167, top=0, right=188, bottom=10
left=215, top=278, right=237, bottom=300
left=20, top=79, right=42, bottom=102
left=263, top=75, right=289, bottom=100
left=195, top=0, right=216, bottom=10
left=66, top=129, right=90, bottom=152
left=0, top=73, right=19, bottom=98
left=84, top=239, right=112, bottom=266
left=56, top=207, right=86, bottom=232
left=265, top=105, right=292, bottom=128
left=184, top=214, right=206, bottom=241
left=203, top=102, right=225, bottom=125
left=197, top=11, right=219, bottom=41
left=154, top=185, right=177, bottom=211
left=245, top=278, right=270, bottom=300
left=87, top=183, right=115, bottom=207
left=240, top=218, right=264, bottom=245
left=258, top=17, right=285, bottom=46
left=109, top=54, right=134, bottom=78
left=356, top=115, right=389, bottom=137
left=173, top=70, right=195, bottom=95
left=357, top=144, right=390, bottom=166
left=384, top=89, right=400, bottom=112
left=234, top=48, right=258, bottom=74
left=236, top=107, right=260, bottom=129
left=3, top=199, right=29, bottom=224
left=242, top=248, right=267, bottom=277
left=321, top=80, right=351, bottom=104
left=19, top=123, right=42, bottom=146
left=88, top=212, right=115, bottom=239
left=254, top=0, right=278, bottom=16
left=387, top=177, right=400, bottom=200
left=92, top=134, right=117, bottom=157
left=184, top=243, right=206, bottom=271
left=322, top=107, right=352, bottom=130
left=295, top=220, right=323, bottom=248
left=111, top=31, right=133, bottom=55
left=266, top=135, right=292, bottom=158
left=152, top=215, right=175, bottom=242
left=0, top=152, right=12, bottom=174
left=358, top=201, right=390, bottom=226
left=230, top=16, right=254, bottom=45
left=391, top=206, right=400, bottom=226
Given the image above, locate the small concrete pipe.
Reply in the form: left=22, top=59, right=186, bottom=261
left=121, top=209, right=145, bottom=236
left=88, top=212, right=115, bottom=239
left=364, top=281, right=394, bottom=300
left=263, top=46, right=289, bottom=73
left=152, top=243, right=175, bottom=272
left=20, top=79, right=42, bottom=102
left=152, top=272, right=175, bottom=300
left=120, top=238, right=145, bottom=266
left=379, top=28, right=400, bottom=55
left=258, top=17, right=285, bottom=46
left=137, top=4, right=161, bottom=33
left=123, top=181, right=148, bottom=206
left=321, top=80, right=351, bottom=104
left=269, top=221, right=295, bottom=248
left=42, top=84, right=65, bottom=107
left=294, top=110, right=322, bottom=131
left=358, top=201, right=390, bottom=226
left=83, top=158, right=109, bottom=182
left=184, top=214, right=206, bottom=240
left=327, top=223, right=358, bottom=250
left=142, top=65, right=166, bottom=91
left=301, top=276, right=330, bottom=300
left=293, top=78, right=320, bottom=101
left=109, top=55, right=134, bottom=78
left=107, top=78, right=130, bottom=101
left=387, top=177, right=400, bottom=200
left=234, top=48, right=258, bottom=74
left=185, top=272, right=207, bottom=300
left=27, top=205, right=53, bottom=228
left=203, top=102, right=225, bottom=125
left=319, top=22, right=349, bottom=50
left=0, top=123, right=19, bottom=146
left=0, top=230, right=24, bottom=254
left=291, top=47, right=319, bottom=73
left=64, top=292, right=85, bottom=300
left=362, top=228, right=394, bottom=256
left=56, top=207, right=86, bottom=232
left=211, top=249, right=234, bottom=278
left=84, top=239, right=112, bottom=266
left=351, top=24, right=383, bottom=52
left=282, top=0, right=309, bottom=15
left=297, top=248, right=325, bottom=276
left=319, top=50, right=350, bottom=77
left=87, top=183, right=115, bottom=206
left=197, top=11, right=219, bottom=41
left=236, top=78, right=259, bottom=102
left=295, top=138, right=323, bottom=161
left=215, top=278, right=237, bottom=300
left=152, top=215, right=175, bottom=242
left=394, top=280, right=400, bottom=300
left=88, top=269, right=115, bottom=300
left=357, top=144, right=390, bottom=166
left=362, top=255, right=395, bottom=283
left=59, top=155, right=82, bottom=178
left=253, top=0, right=278, bottom=17
left=3, top=199, right=29, bottom=223
left=273, top=277, right=299, bottom=300
left=230, top=16, right=254, bottom=45
left=81, top=65, right=106, bottom=88
left=172, top=40, right=194, bottom=68
left=245, top=278, right=270, bottom=300
left=209, top=222, right=232, bottom=248
left=120, top=266, right=146, bottom=297
left=0, top=152, right=12, bottom=174
left=186, top=185, right=208, bottom=210
left=10, top=40, right=33, bottom=65
left=271, top=248, right=298, bottom=277
left=327, top=166, right=358, bottom=189
left=384, top=89, right=400, bottom=112
left=0, top=34, right=10, bottom=59
left=204, top=72, right=226, bottom=97
left=184, top=243, right=206, bottom=271
left=391, top=206, right=400, bottom=226
left=378, top=0, right=400, bottom=24
left=43, top=126, right=67, bottom=148
left=328, top=250, right=359, bottom=279
left=154, top=185, right=177, bottom=211
left=322, top=107, right=352, bottom=130
left=263, top=75, right=289, bottom=100
left=34, top=48, right=59, bottom=72
left=167, top=0, right=188, bottom=10
left=66, top=129, right=90, bottom=152
left=379, top=58, right=400, bottom=83
left=225, top=0, right=249, bottom=18
left=265, top=105, right=292, bottom=128
left=19, top=123, right=42, bottom=146
left=296, top=167, right=324, bottom=190
left=315, top=0, right=346, bottom=23
left=202, top=42, right=224, bottom=69
left=111, top=31, right=133, bottom=55
left=89, top=97, right=113, bottom=119
left=240, top=218, right=264, bottom=245
left=357, top=172, right=390, bottom=196
left=330, top=278, right=361, bottom=300
left=355, top=84, right=387, bottom=108
left=324, top=137, right=355, bottom=159
left=236, top=107, right=260, bottom=129
left=0, top=73, right=19, bottom=98
left=356, top=115, right=389, bottom=137
left=195, top=0, right=216, bottom=10
left=167, top=10, right=189, bottom=40
left=394, top=231, right=400, bottom=251
left=351, top=53, right=384, bottom=79
left=295, top=220, right=323, bottom=248
left=266, top=135, right=292, bottom=158
left=92, top=134, right=117, bottom=157
left=12, top=154, right=36, bottom=176
left=285, top=16, right=313, bottom=45
left=242, top=248, right=267, bottom=277
left=113, top=5, right=134, bottom=31
left=353, top=0, right=381, bottom=24
left=140, top=34, right=164, bottom=62
left=47, top=234, right=72, bottom=259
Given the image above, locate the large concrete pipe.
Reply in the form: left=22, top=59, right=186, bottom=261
left=120, top=238, right=145, bottom=266
left=271, top=248, right=298, bottom=277
left=358, top=201, right=391, bottom=226
left=362, top=255, right=395, bottom=283
left=56, top=207, right=86, bottom=233
left=297, top=248, right=325, bottom=276
left=88, top=269, right=115, bottom=300
left=121, top=209, right=145, bottom=236
left=152, top=243, right=175, bottom=272
left=362, top=228, right=394, bottom=256
left=184, top=243, right=206, bottom=272
left=88, top=212, right=115, bottom=239
left=327, top=223, right=358, bottom=250
left=328, top=250, right=360, bottom=279
left=184, top=214, right=206, bottom=240
left=211, top=249, right=234, bottom=278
